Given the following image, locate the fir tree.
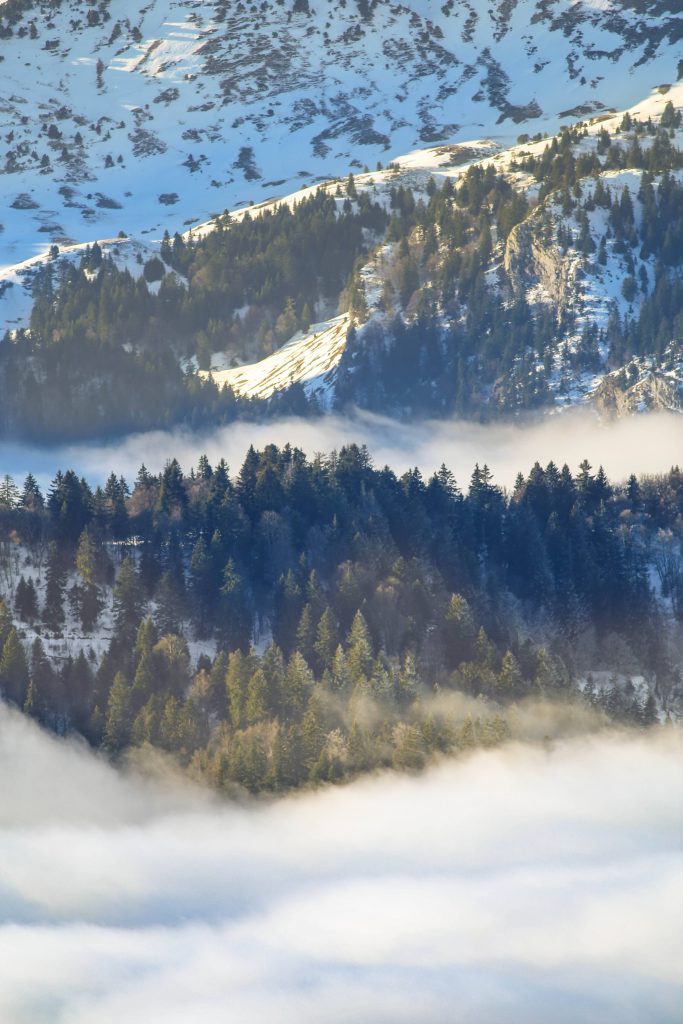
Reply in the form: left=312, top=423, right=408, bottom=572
left=0, top=629, right=28, bottom=705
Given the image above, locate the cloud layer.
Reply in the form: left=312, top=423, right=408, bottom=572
left=3, top=408, right=683, bottom=490
left=0, top=705, right=681, bottom=1023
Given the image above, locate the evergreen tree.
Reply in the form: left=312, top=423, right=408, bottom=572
left=218, top=559, right=251, bottom=651
left=43, top=543, right=67, bottom=632
left=103, top=671, right=131, bottom=751
left=347, top=610, right=373, bottom=682
left=189, top=536, right=216, bottom=634
left=313, top=606, right=339, bottom=674
left=225, top=649, right=252, bottom=728
left=301, top=689, right=325, bottom=775
left=295, top=603, right=316, bottom=666
left=498, top=650, right=523, bottom=694
left=283, top=651, right=313, bottom=721
left=73, top=531, right=103, bottom=631
left=113, top=556, right=144, bottom=640
left=155, top=570, right=184, bottom=636
left=444, top=593, right=475, bottom=667
left=0, top=600, right=12, bottom=649
left=0, top=628, right=28, bottom=705
left=245, top=667, right=268, bottom=724
left=14, top=577, right=39, bottom=623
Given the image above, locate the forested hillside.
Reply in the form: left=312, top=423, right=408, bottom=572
left=0, top=446, right=679, bottom=792
left=2, top=91, right=683, bottom=438
left=339, top=103, right=683, bottom=415
left=0, top=191, right=386, bottom=438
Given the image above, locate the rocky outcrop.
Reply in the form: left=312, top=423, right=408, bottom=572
left=504, top=208, right=580, bottom=317
left=590, top=370, right=683, bottom=418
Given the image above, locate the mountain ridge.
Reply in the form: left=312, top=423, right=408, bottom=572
left=1, top=2, right=683, bottom=437
left=0, top=0, right=680, bottom=268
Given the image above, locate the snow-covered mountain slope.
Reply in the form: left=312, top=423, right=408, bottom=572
left=187, top=83, right=683, bottom=414
left=0, top=233, right=181, bottom=330
left=1, top=6, right=683, bottom=435
left=204, top=314, right=350, bottom=404
left=0, top=0, right=680, bottom=279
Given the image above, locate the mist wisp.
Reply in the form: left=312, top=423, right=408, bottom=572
left=0, top=704, right=681, bottom=1023
left=3, top=408, right=683, bottom=490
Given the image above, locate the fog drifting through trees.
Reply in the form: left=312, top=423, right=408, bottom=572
left=2, top=407, right=683, bottom=490
left=0, top=704, right=681, bottom=1024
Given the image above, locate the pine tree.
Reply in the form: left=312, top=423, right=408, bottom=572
left=158, top=695, right=180, bottom=750
left=640, top=690, right=658, bottom=727
left=225, top=649, right=251, bottom=728
left=75, top=530, right=98, bottom=586
left=475, top=627, right=494, bottom=668
left=189, top=536, right=215, bottom=634
left=29, top=638, right=52, bottom=718
left=64, top=651, right=94, bottom=732
left=331, top=644, right=352, bottom=692
left=498, top=650, right=522, bottom=693
left=23, top=680, right=38, bottom=718
left=313, top=606, right=339, bottom=674
left=245, top=667, right=268, bottom=724
left=392, top=722, right=425, bottom=771
left=260, top=643, right=286, bottom=714
left=347, top=719, right=368, bottom=772
left=295, top=603, right=316, bottom=666
left=74, top=532, right=103, bottom=626
left=397, top=652, right=419, bottom=703
left=301, top=689, right=325, bottom=775
left=283, top=651, right=313, bottom=721
left=113, top=556, right=143, bottom=639
left=0, top=629, right=28, bottom=705
left=15, top=577, right=38, bottom=622
left=131, top=695, right=160, bottom=746
left=0, top=600, right=11, bottom=649
left=21, top=473, right=44, bottom=512
left=272, top=570, right=303, bottom=654
left=0, top=473, right=19, bottom=508
left=131, top=648, right=156, bottom=712
left=103, top=671, right=131, bottom=751
left=534, top=648, right=562, bottom=691
left=444, top=593, right=475, bottom=667
left=155, top=570, right=184, bottom=636
left=218, top=559, right=251, bottom=651
left=43, top=543, right=67, bottom=632
left=347, top=610, right=373, bottom=682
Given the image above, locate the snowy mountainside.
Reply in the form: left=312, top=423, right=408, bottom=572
left=204, top=314, right=350, bottom=404
left=1, top=7, right=683, bottom=436
left=197, top=83, right=683, bottom=415
left=0, top=0, right=681, bottom=276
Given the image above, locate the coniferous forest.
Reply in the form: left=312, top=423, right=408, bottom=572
left=0, top=446, right=677, bottom=794
left=2, top=104, right=683, bottom=440
left=1, top=5, right=682, bottom=1018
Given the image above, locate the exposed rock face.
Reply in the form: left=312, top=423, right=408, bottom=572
left=504, top=208, right=580, bottom=318
left=591, top=371, right=683, bottom=417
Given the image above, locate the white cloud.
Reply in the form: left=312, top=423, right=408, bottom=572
left=2, top=409, right=683, bottom=491
left=0, top=704, right=681, bottom=1023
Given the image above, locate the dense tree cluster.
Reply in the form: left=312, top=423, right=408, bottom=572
left=337, top=113, right=683, bottom=415
left=0, top=190, right=385, bottom=439
left=0, top=447, right=675, bottom=792
left=1, top=104, right=683, bottom=438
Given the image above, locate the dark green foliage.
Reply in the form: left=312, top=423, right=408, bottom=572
left=1, top=191, right=386, bottom=441
left=0, top=447, right=674, bottom=792
left=2, top=120, right=683, bottom=436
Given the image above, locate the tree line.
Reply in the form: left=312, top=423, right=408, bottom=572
left=0, top=446, right=675, bottom=792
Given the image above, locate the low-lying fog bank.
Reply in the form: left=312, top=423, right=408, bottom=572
left=0, top=705, right=681, bottom=1023
left=2, top=408, right=683, bottom=490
